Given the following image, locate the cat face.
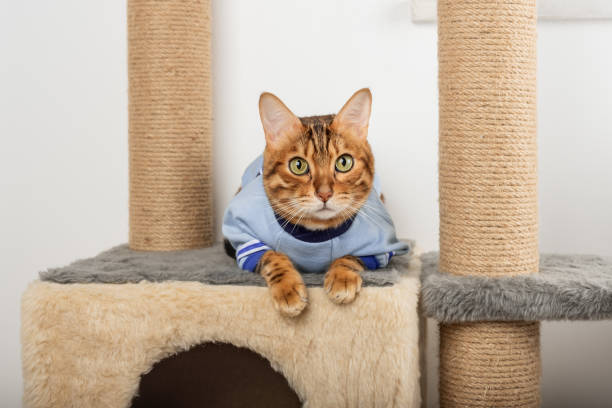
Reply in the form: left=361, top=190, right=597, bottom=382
left=259, top=89, right=375, bottom=231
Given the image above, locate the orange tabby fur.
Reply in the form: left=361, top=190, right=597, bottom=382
left=255, top=89, right=374, bottom=316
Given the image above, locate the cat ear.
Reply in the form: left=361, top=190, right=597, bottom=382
left=331, top=88, right=372, bottom=140
left=259, top=92, right=303, bottom=148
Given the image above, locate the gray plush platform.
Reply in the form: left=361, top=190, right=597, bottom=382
left=421, top=252, right=612, bottom=322
left=40, top=243, right=414, bottom=287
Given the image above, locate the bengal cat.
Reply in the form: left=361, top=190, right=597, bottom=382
left=223, top=89, right=408, bottom=317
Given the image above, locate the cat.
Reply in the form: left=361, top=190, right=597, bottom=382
left=223, top=89, right=409, bottom=317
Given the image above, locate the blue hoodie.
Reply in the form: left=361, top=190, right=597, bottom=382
left=222, top=155, right=410, bottom=273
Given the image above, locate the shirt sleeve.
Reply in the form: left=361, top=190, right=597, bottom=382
left=222, top=181, right=272, bottom=273
left=234, top=239, right=271, bottom=272
left=358, top=252, right=397, bottom=270
left=356, top=236, right=411, bottom=269
left=222, top=211, right=271, bottom=272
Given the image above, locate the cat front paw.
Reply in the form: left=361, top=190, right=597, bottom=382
left=324, top=260, right=363, bottom=305
left=269, top=272, right=308, bottom=317
left=259, top=251, right=308, bottom=317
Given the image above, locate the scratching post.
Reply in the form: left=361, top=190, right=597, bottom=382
left=439, top=322, right=540, bottom=407
left=437, top=0, right=540, bottom=406
left=128, top=0, right=213, bottom=250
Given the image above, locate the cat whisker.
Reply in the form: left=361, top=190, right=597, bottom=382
left=290, top=208, right=307, bottom=234
left=264, top=200, right=305, bottom=230
left=359, top=202, right=390, bottom=220
left=271, top=203, right=299, bottom=213
left=341, top=200, right=383, bottom=228
left=353, top=208, right=380, bottom=227
left=280, top=205, right=304, bottom=229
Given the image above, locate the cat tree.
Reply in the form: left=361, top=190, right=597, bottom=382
left=20, top=0, right=612, bottom=407
left=20, top=1, right=422, bottom=407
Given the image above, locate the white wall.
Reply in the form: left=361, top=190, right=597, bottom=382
left=1, top=1, right=610, bottom=406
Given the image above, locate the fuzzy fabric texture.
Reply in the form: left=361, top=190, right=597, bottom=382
left=22, top=257, right=422, bottom=408
left=39, top=242, right=415, bottom=287
left=421, top=252, right=612, bottom=322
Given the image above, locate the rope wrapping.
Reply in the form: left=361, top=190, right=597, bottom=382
left=128, top=0, right=213, bottom=250
left=440, top=322, right=540, bottom=407
left=438, top=0, right=540, bottom=406
left=438, top=0, right=538, bottom=277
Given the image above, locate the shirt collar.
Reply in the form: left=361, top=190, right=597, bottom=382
left=274, top=213, right=354, bottom=243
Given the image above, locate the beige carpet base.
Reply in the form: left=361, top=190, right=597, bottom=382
left=21, top=258, right=422, bottom=408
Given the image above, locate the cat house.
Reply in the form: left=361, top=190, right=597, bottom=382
left=21, top=0, right=612, bottom=407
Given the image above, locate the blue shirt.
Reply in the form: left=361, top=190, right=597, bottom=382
left=222, top=155, right=410, bottom=273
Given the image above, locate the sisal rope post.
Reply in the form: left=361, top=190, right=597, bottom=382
left=438, top=0, right=540, bottom=406
left=128, top=0, right=213, bottom=250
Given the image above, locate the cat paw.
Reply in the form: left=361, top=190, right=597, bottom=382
left=324, top=264, right=363, bottom=305
left=269, top=272, right=308, bottom=317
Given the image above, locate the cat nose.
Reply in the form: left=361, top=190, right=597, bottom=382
left=317, top=189, right=333, bottom=203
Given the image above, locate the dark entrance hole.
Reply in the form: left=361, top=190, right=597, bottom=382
left=131, top=342, right=301, bottom=408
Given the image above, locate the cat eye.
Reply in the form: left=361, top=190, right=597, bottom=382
left=335, top=154, right=354, bottom=173
left=289, top=157, right=309, bottom=175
